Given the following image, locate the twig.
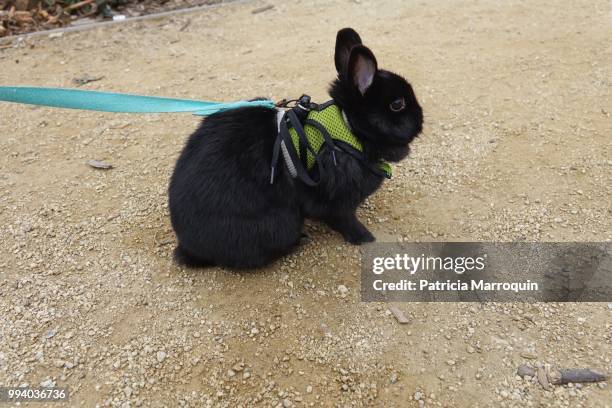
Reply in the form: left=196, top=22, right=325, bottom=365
left=251, top=5, right=274, bottom=14
left=73, top=74, right=105, bottom=86
left=65, top=0, right=95, bottom=12
left=179, top=19, right=191, bottom=32
left=0, top=10, right=31, bottom=17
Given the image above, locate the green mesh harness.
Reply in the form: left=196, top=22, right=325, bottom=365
left=271, top=100, right=391, bottom=186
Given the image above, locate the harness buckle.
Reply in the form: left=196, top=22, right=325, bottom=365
left=293, top=94, right=318, bottom=123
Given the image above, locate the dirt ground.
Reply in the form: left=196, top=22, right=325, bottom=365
left=0, top=0, right=610, bottom=407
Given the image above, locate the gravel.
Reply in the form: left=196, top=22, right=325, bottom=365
left=0, top=0, right=610, bottom=406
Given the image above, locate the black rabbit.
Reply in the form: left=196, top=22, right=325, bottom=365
left=168, top=28, right=423, bottom=269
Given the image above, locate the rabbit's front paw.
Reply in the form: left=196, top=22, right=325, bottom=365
left=344, top=223, right=375, bottom=245
left=325, top=214, right=375, bottom=245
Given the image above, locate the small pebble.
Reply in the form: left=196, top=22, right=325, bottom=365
left=40, top=379, right=56, bottom=388
left=156, top=351, right=167, bottom=363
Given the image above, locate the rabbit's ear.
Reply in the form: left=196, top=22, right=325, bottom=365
left=335, top=28, right=363, bottom=74
left=348, top=45, right=378, bottom=95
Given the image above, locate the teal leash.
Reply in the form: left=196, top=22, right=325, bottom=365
left=0, top=86, right=276, bottom=116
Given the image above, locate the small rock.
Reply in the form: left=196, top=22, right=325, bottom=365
left=282, top=399, right=292, bottom=408
left=156, top=351, right=167, bottom=363
left=517, top=365, right=536, bottom=378
left=86, top=159, right=113, bottom=170
left=44, top=329, right=57, bottom=339
left=40, top=379, right=56, bottom=388
left=388, top=305, right=410, bottom=324
left=306, top=385, right=313, bottom=393
left=337, top=285, right=349, bottom=297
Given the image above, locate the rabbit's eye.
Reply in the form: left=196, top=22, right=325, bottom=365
left=389, top=98, right=406, bottom=112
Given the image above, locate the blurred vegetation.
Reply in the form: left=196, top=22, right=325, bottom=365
left=0, top=0, right=222, bottom=37
left=1, top=0, right=134, bottom=36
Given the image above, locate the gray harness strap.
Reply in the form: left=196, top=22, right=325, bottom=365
left=276, top=109, right=298, bottom=178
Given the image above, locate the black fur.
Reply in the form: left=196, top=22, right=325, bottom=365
left=168, top=28, right=423, bottom=269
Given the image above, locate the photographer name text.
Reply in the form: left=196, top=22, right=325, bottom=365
left=372, top=279, right=539, bottom=293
